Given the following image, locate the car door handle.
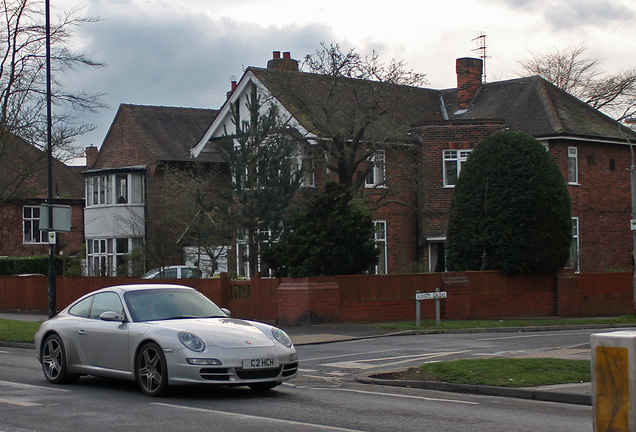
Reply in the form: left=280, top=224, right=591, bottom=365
left=78, top=329, right=87, bottom=336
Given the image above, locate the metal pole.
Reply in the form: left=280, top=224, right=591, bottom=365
left=435, top=288, right=441, bottom=326
left=618, top=119, right=636, bottom=317
left=45, top=0, right=56, bottom=318
left=415, top=290, right=421, bottom=327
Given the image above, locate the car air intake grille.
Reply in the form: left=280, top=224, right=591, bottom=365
left=235, top=367, right=282, bottom=380
left=200, top=368, right=231, bottom=381
left=282, top=362, right=298, bottom=377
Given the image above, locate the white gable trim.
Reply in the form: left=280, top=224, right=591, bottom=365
left=191, top=70, right=317, bottom=158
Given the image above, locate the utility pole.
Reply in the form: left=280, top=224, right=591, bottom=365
left=45, top=0, right=56, bottom=319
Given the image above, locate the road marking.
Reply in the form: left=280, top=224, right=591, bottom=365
left=152, top=402, right=367, bottom=432
left=475, top=331, right=593, bottom=341
left=315, top=388, right=479, bottom=405
left=0, top=380, right=70, bottom=392
left=0, top=397, right=42, bottom=407
left=0, top=350, right=10, bottom=354
left=299, top=368, right=319, bottom=372
left=303, top=349, right=397, bottom=363
left=320, top=350, right=473, bottom=370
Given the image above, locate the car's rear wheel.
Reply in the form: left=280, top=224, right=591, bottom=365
left=248, top=382, right=279, bottom=391
left=41, top=334, right=78, bottom=384
left=136, top=342, right=169, bottom=397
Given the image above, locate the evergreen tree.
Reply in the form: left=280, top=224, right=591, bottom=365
left=446, top=131, right=572, bottom=275
left=222, top=84, right=303, bottom=277
left=262, top=181, right=380, bottom=277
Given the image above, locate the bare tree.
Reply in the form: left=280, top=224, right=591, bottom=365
left=518, top=44, right=636, bottom=121
left=297, top=43, right=427, bottom=192
left=0, top=0, right=105, bottom=203
left=143, top=164, right=233, bottom=277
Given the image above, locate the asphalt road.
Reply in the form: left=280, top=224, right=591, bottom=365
left=0, top=328, right=601, bottom=432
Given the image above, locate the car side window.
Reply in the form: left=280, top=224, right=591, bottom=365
left=90, top=292, right=124, bottom=319
left=162, top=268, right=178, bottom=278
left=69, top=296, right=93, bottom=318
left=182, top=268, right=201, bottom=279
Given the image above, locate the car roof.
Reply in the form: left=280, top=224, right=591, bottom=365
left=92, top=284, right=196, bottom=295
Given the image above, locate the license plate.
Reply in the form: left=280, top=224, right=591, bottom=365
left=242, top=358, right=279, bottom=369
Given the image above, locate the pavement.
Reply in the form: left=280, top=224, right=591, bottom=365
left=0, top=311, right=605, bottom=406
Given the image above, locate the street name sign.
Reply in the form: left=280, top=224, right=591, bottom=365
left=416, top=291, right=447, bottom=301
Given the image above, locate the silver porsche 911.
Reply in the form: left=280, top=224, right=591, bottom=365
left=34, top=284, right=298, bottom=396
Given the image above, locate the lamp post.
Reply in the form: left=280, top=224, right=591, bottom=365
left=45, top=0, right=56, bottom=319
left=618, top=117, right=636, bottom=317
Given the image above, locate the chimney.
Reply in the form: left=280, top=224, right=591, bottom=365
left=86, top=145, right=98, bottom=167
left=456, top=58, right=483, bottom=111
left=226, top=75, right=238, bottom=100
left=267, top=50, right=299, bottom=71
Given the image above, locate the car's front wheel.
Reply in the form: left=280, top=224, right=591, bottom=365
left=136, top=342, right=169, bottom=397
left=41, top=334, right=78, bottom=384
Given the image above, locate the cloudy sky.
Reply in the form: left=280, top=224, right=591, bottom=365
left=51, top=0, right=636, bottom=156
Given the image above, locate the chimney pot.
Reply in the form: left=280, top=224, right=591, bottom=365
left=267, top=51, right=299, bottom=71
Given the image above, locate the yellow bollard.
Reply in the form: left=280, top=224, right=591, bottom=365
left=592, top=331, right=636, bottom=432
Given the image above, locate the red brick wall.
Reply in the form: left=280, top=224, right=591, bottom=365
left=3, top=271, right=633, bottom=322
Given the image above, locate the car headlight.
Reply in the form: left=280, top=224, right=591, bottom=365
left=271, top=328, right=292, bottom=347
left=178, top=332, right=205, bottom=352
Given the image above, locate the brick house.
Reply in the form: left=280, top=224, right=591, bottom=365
left=413, top=58, right=636, bottom=272
left=191, top=53, right=636, bottom=274
left=82, top=104, right=219, bottom=276
left=0, top=134, right=84, bottom=262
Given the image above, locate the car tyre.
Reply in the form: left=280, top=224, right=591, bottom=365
left=248, top=382, right=279, bottom=391
left=41, top=334, right=78, bottom=384
left=136, top=342, right=169, bottom=397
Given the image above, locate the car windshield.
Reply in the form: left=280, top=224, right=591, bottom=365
left=124, top=289, right=226, bottom=322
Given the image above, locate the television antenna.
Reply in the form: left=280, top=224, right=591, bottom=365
left=472, top=33, right=489, bottom=82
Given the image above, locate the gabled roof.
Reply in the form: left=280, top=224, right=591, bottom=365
left=0, top=133, right=84, bottom=201
left=249, top=67, right=444, bottom=140
left=444, top=76, right=636, bottom=141
left=92, top=104, right=220, bottom=170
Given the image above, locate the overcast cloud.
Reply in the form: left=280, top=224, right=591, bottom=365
left=49, top=0, right=636, bottom=155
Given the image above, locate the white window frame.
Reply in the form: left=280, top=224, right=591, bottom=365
left=297, top=147, right=315, bottom=187
left=371, top=220, right=387, bottom=274
left=86, top=173, right=144, bottom=207
left=569, top=217, right=580, bottom=272
left=443, top=149, right=472, bottom=187
left=235, top=229, right=275, bottom=278
left=23, top=206, right=45, bottom=244
left=568, top=147, right=579, bottom=185
left=365, top=150, right=386, bottom=188
left=86, top=238, right=141, bottom=276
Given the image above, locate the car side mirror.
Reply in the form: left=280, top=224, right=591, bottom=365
left=99, top=311, right=125, bottom=322
left=221, top=308, right=231, bottom=317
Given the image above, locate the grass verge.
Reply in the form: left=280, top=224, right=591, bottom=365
left=0, top=319, right=42, bottom=343
left=378, top=315, right=636, bottom=331
left=373, top=358, right=591, bottom=387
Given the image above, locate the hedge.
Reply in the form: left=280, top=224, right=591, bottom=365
left=0, top=255, right=80, bottom=276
